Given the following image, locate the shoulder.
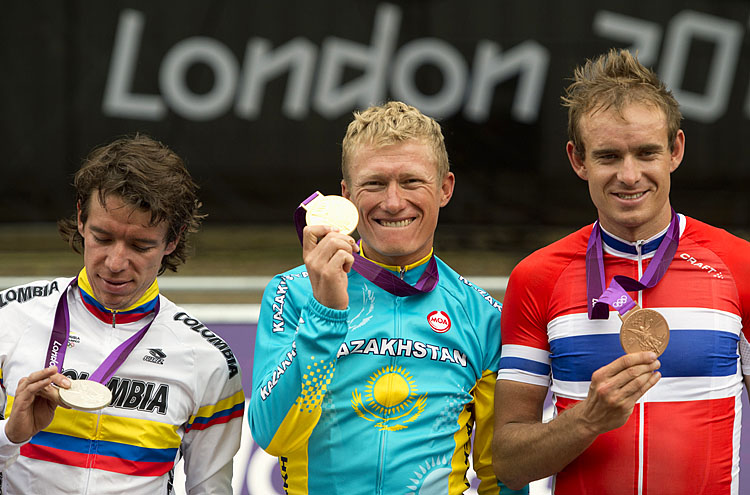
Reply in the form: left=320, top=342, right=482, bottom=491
left=0, top=277, right=68, bottom=316
left=263, top=264, right=312, bottom=297
left=156, top=296, right=241, bottom=380
left=433, top=257, right=502, bottom=316
left=682, top=216, right=750, bottom=252
left=680, top=216, right=750, bottom=295
left=509, top=225, right=591, bottom=287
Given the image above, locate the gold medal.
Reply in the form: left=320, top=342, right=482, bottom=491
left=303, top=192, right=359, bottom=235
left=58, top=379, right=113, bottom=411
left=619, top=305, right=670, bottom=356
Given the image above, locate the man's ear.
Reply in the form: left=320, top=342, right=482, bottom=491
left=669, top=129, right=685, bottom=173
left=567, top=141, right=588, bottom=180
left=77, top=200, right=85, bottom=236
left=439, top=172, right=455, bottom=207
left=164, top=226, right=185, bottom=256
left=341, top=179, right=350, bottom=199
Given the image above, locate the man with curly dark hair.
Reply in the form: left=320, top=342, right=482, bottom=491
left=0, top=135, right=244, bottom=494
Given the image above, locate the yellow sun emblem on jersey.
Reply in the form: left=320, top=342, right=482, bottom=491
left=351, top=365, right=427, bottom=431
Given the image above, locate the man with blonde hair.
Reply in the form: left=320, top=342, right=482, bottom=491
left=493, top=49, right=750, bottom=494
left=250, top=101, right=527, bottom=494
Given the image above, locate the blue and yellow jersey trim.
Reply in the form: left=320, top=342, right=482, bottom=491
left=360, top=246, right=433, bottom=272
left=77, top=268, right=159, bottom=324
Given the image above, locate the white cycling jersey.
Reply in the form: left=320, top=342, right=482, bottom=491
left=0, top=272, right=245, bottom=494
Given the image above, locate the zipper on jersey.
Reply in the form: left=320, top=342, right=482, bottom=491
left=375, top=296, right=403, bottom=494
left=635, top=240, right=645, bottom=495
left=83, top=410, right=105, bottom=493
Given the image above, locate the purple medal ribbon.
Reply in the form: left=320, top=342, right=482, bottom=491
left=46, top=279, right=160, bottom=385
left=294, top=192, right=438, bottom=297
left=587, top=209, right=680, bottom=319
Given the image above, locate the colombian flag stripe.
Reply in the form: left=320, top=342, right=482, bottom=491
left=41, top=407, right=181, bottom=450
left=186, top=405, right=244, bottom=432
left=191, top=390, right=245, bottom=419
left=98, top=414, right=182, bottom=449
left=27, top=431, right=177, bottom=463
left=186, top=390, right=245, bottom=431
left=21, top=443, right=174, bottom=476
left=77, top=268, right=159, bottom=324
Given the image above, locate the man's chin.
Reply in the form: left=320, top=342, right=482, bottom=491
left=99, top=295, right=131, bottom=311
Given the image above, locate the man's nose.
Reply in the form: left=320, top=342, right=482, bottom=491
left=382, top=183, right=406, bottom=212
left=617, top=155, right=642, bottom=186
left=105, top=242, right=129, bottom=272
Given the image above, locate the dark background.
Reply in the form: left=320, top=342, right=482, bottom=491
left=2, top=0, right=750, bottom=247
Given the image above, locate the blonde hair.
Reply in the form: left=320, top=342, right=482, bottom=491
left=562, top=48, right=682, bottom=157
left=341, top=101, right=449, bottom=184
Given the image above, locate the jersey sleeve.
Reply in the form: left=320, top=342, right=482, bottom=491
left=180, top=336, right=245, bottom=493
left=0, top=419, right=25, bottom=472
left=248, top=273, right=350, bottom=456
left=461, top=283, right=528, bottom=495
left=707, top=226, right=750, bottom=376
left=497, top=254, right=554, bottom=387
left=0, top=286, right=31, bottom=471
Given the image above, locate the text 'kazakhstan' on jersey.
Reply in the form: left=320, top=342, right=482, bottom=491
left=498, top=215, right=750, bottom=495
left=249, top=255, right=527, bottom=495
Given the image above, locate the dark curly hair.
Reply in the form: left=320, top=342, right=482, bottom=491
left=57, top=134, right=205, bottom=275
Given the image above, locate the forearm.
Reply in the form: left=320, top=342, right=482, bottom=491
left=249, top=296, right=348, bottom=453
left=493, top=402, right=598, bottom=489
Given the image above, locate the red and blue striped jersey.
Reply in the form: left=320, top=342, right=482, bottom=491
left=498, top=215, right=750, bottom=495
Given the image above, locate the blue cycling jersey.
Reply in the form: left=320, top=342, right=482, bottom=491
left=249, top=253, right=526, bottom=494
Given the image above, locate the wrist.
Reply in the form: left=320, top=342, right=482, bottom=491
left=566, top=402, right=606, bottom=439
left=3, top=421, right=29, bottom=446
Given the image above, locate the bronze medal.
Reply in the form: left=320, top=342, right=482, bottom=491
left=619, top=306, right=670, bottom=356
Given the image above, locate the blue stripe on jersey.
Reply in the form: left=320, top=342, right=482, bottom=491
left=550, top=330, right=738, bottom=382
left=30, top=431, right=176, bottom=463
left=601, top=229, right=663, bottom=255
left=189, top=401, right=245, bottom=427
left=498, top=356, right=551, bottom=377
left=659, top=329, right=739, bottom=377
left=549, top=334, right=625, bottom=382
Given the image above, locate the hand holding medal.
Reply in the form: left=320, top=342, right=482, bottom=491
left=295, top=192, right=360, bottom=310
left=293, top=191, right=440, bottom=305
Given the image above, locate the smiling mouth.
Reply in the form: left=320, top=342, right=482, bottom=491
left=616, top=192, right=645, bottom=200
left=378, top=219, right=414, bottom=228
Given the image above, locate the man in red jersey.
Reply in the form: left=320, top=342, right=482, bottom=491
left=492, top=48, right=750, bottom=494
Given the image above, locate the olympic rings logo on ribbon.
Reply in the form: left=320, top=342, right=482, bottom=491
left=612, top=295, right=628, bottom=308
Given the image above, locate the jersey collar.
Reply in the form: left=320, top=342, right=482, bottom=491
left=359, top=246, right=433, bottom=273
left=77, top=268, right=160, bottom=324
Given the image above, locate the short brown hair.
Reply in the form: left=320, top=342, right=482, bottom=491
left=58, top=134, right=204, bottom=274
left=562, top=48, right=682, bottom=157
left=341, top=101, right=449, bottom=184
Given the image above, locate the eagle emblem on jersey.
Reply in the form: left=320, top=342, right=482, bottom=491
left=351, top=365, right=427, bottom=431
